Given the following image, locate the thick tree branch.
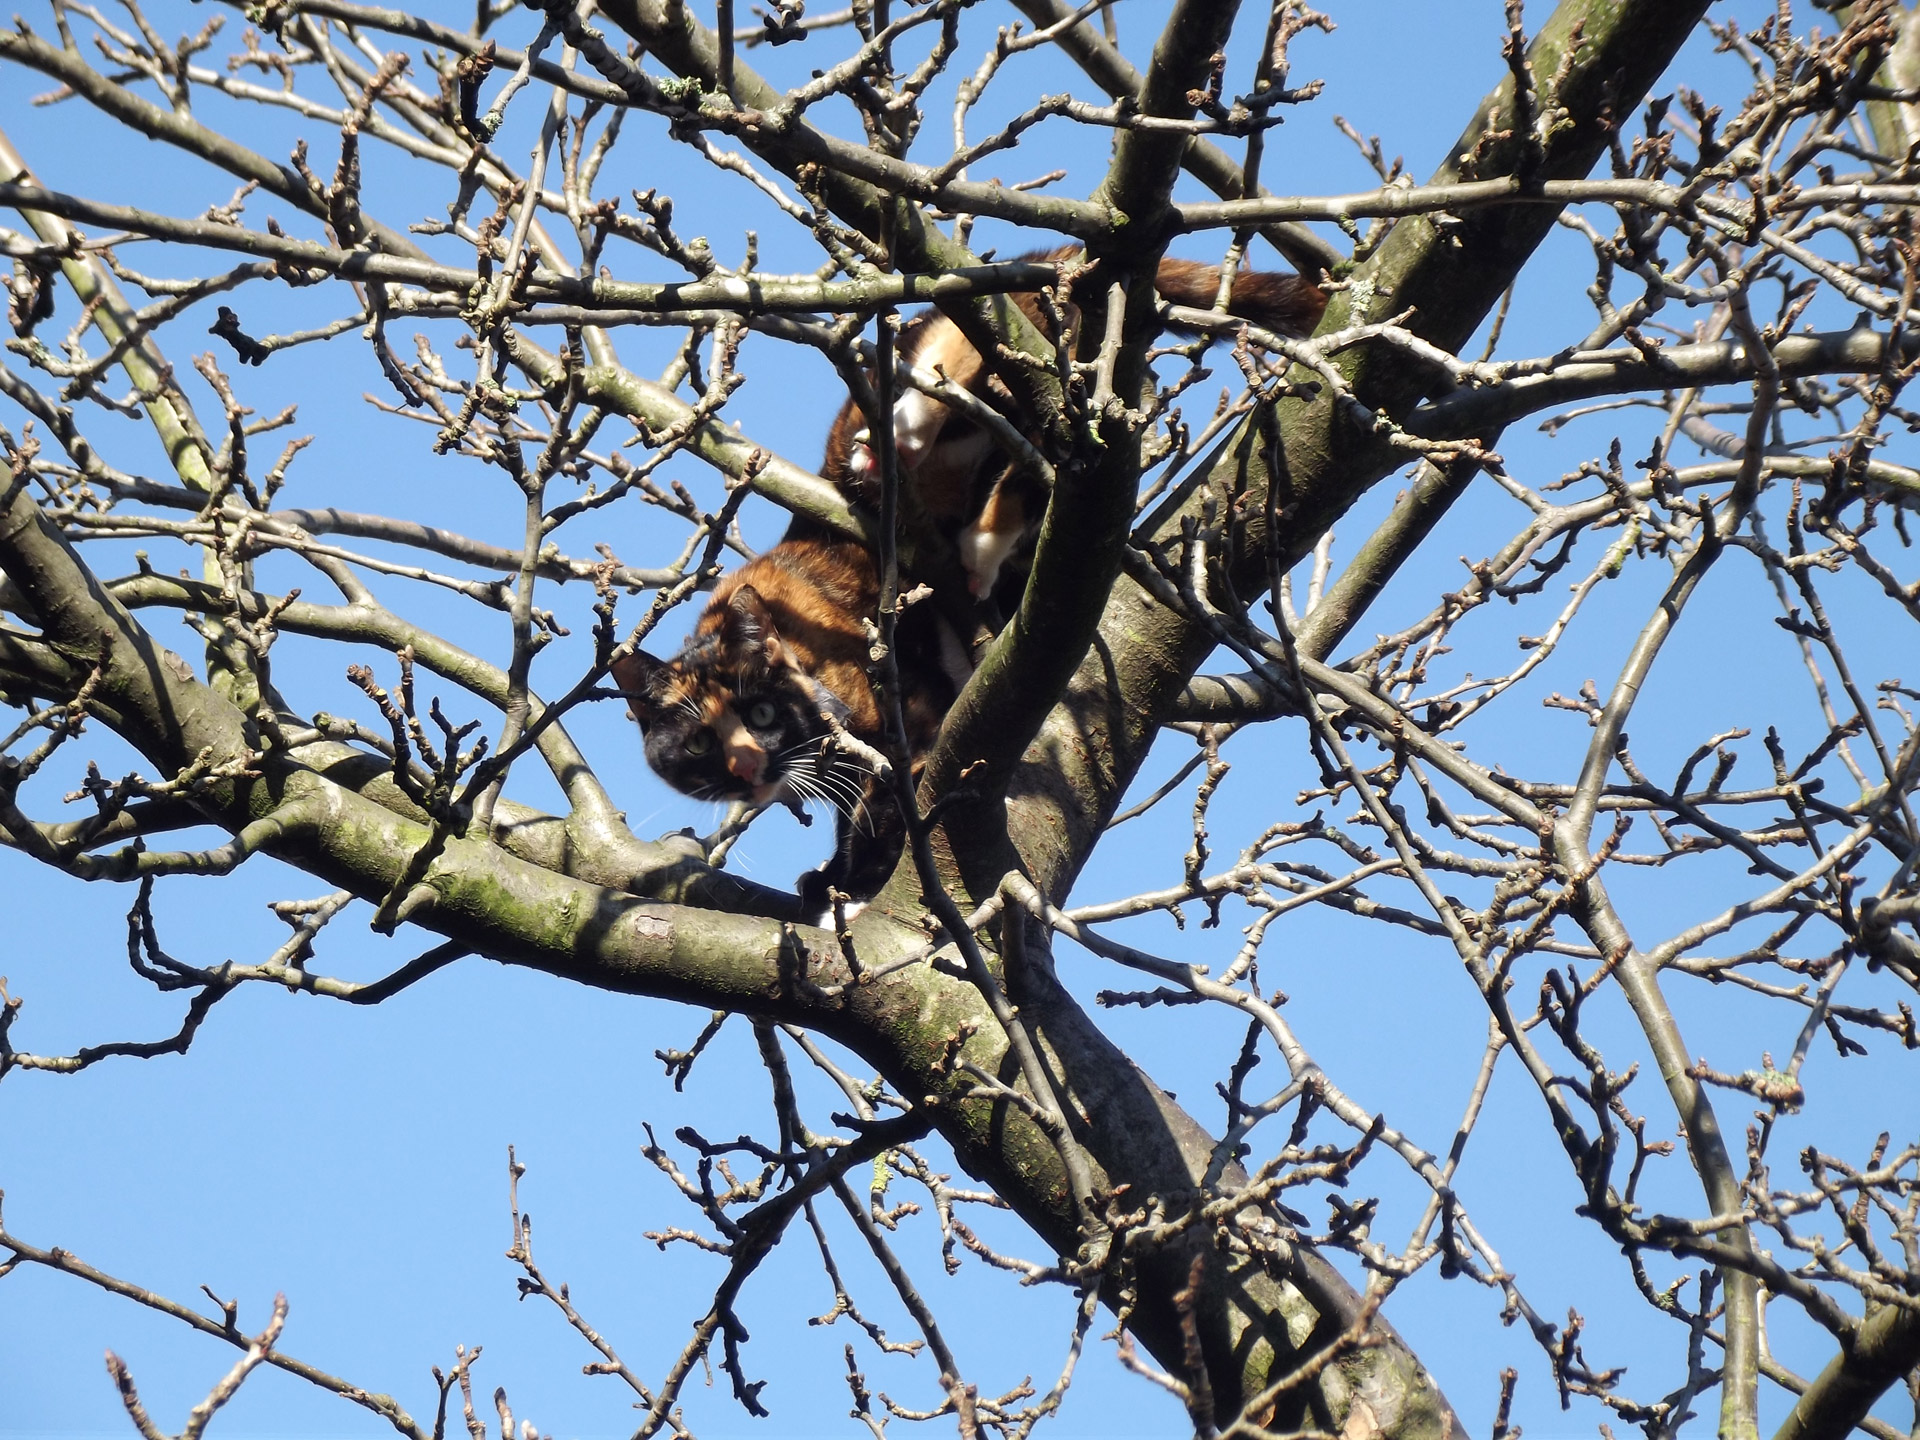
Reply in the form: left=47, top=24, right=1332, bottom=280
left=1008, top=0, right=1716, bottom=899
left=1773, top=1282, right=1920, bottom=1440
left=915, top=0, right=1249, bottom=832
left=947, top=4, right=1710, bottom=1416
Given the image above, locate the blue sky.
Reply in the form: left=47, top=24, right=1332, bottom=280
left=5, top=2, right=1920, bottom=1438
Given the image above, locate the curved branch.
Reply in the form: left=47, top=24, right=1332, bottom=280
left=0, top=181, right=1065, bottom=317
left=1774, top=1300, right=1920, bottom=1440
left=1410, top=326, right=1920, bottom=438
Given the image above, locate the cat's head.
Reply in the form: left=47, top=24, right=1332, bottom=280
left=612, top=585, right=856, bottom=809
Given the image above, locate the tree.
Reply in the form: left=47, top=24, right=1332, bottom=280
left=5, top=0, right=1920, bottom=1435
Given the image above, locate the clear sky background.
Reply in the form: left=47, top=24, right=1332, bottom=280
left=5, top=2, right=1919, bottom=1438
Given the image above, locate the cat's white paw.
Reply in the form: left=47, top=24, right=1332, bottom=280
left=958, top=522, right=1021, bottom=598
left=810, top=898, right=867, bottom=929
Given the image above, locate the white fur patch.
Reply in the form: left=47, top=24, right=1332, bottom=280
left=958, top=521, right=1023, bottom=597
left=811, top=898, right=868, bottom=929
left=890, top=391, right=948, bottom=468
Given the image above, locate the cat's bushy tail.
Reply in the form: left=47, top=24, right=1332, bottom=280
left=1150, top=257, right=1328, bottom=338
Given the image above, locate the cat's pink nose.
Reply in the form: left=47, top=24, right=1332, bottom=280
left=713, top=712, right=767, bottom=786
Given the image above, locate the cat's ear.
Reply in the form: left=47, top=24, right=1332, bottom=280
left=722, top=586, right=785, bottom=666
left=609, top=649, right=669, bottom=726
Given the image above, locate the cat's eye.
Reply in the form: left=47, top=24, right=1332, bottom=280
left=685, top=730, right=715, bottom=756
left=745, top=700, right=778, bottom=729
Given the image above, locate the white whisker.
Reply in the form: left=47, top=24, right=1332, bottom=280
left=787, top=776, right=855, bottom=823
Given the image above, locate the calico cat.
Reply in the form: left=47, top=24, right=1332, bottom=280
left=822, top=249, right=1327, bottom=603
left=619, top=249, right=1325, bottom=908
left=611, top=532, right=966, bottom=906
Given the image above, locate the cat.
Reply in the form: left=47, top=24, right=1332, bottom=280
left=617, top=249, right=1326, bottom=910
left=820, top=248, right=1327, bottom=605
